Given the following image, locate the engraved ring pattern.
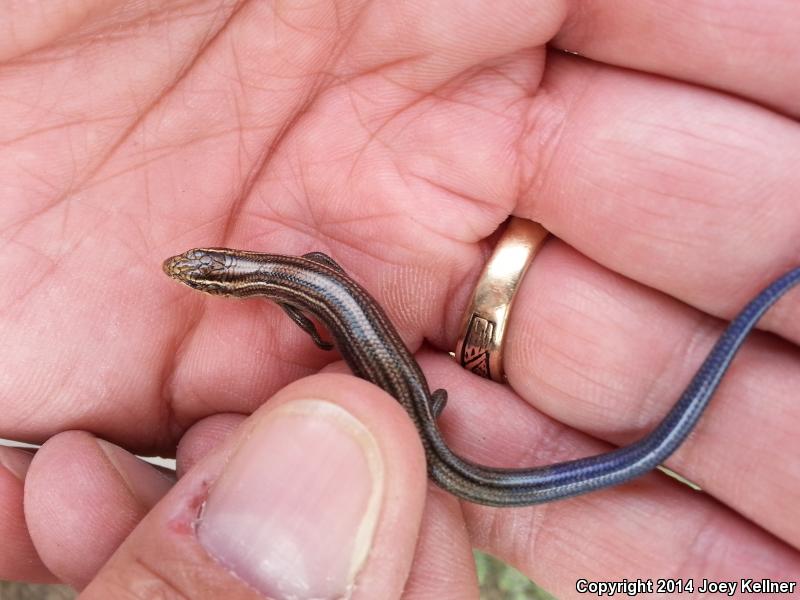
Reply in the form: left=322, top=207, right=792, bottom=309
left=455, top=218, right=549, bottom=382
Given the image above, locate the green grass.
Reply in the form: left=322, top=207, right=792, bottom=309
left=475, top=550, right=556, bottom=599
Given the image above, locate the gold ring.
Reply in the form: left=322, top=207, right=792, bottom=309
left=454, top=218, right=549, bottom=382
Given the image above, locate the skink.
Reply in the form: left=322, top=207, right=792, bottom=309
left=163, top=247, right=800, bottom=506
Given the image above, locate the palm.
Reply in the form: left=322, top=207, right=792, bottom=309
left=3, top=1, right=800, bottom=596
left=1, top=1, right=544, bottom=446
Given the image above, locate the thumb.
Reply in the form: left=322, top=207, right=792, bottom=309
left=82, top=374, right=428, bottom=600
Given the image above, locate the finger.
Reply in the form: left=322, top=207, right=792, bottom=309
left=24, top=431, right=174, bottom=587
left=0, top=0, right=114, bottom=61
left=498, top=241, right=800, bottom=547
left=82, top=374, right=427, bottom=599
left=176, top=414, right=244, bottom=478
left=174, top=395, right=481, bottom=599
left=516, top=53, right=800, bottom=341
left=553, top=0, right=800, bottom=116
left=404, top=487, right=480, bottom=600
left=419, top=355, right=800, bottom=595
left=0, top=446, right=54, bottom=582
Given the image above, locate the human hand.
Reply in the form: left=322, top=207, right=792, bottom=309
left=20, top=375, right=441, bottom=599
left=2, top=1, right=800, bottom=597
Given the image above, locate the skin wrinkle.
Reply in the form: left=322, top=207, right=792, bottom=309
left=481, top=62, right=538, bottom=97
left=125, top=554, right=190, bottom=600
left=631, top=126, right=755, bottom=176
left=119, top=213, right=154, bottom=257
left=0, top=3, right=242, bottom=300
left=516, top=501, right=550, bottom=572
left=411, top=173, right=510, bottom=228
left=544, top=270, right=696, bottom=423
left=298, top=157, right=332, bottom=235
left=620, top=157, right=736, bottom=209
left=585, top=170, right=706, bottom=223
left=219, top=77, right=329, bottom=245
left=16, top=159, right=72, bottom=213
left=76, top=4, right=239, bottom=211
left=333, top=53, right=431, bottom=90
left=320, top=221, right=410, bottom=268
left=600, top=149, right=737, bottom=212
left=507, top=501, right=564, bottom=579
left=535, top=327, right=621, bottom=400
left=159, top=290, right=213, bottom=443
left=0, top=114, right=124, bottom=146
left=632, top=313, right=718, bottom=434
left=513, top=510, right=546, bottom=573
left=514, top=60, right=589, bottom=212
left=11, top=159, right=64, bottom=197
left=531, top=301, right=632, bottom=404
left=570, top=172, right=714, bottom=253
left=343, top=67, right=488, bottom=182
left=508, top=415, right=579, bottom=470
left=0, top=88, right=67, bottom=119
left=208, top=2, right=370, bottom=241
left=670, top=504, right=726, bottom=581
left=311, top=202, right=415, bottom=255
left=6, top=2, right=232, bottom=63
left=230, top=92, right=250, bottom=227
left=150, top=2, right=253, bottom=239
left=343, top=93, right=410, bottom=182
left=258, top=158, right=317, bottom=225
left=0, top=1, right=103, bottom=61
left=0, top=239, right=58, bottom=315
left=251, top=205, right=330, bottom=252
left=380, top=264, right=437, bottom=340
left=395, top=75, right=519, bottom=123
left=383, top=65, right=481, bottom=106
left=81, top=127, right=258, bottom=191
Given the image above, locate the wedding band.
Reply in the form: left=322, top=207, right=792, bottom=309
left=454, top=218, right=549, bottom=382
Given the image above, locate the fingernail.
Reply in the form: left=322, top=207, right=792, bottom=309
left=198, top=399, right=384, bottom=600
left=96, top=439, right=174, bottom=508
left=0, top=446, right=34, bottom=480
